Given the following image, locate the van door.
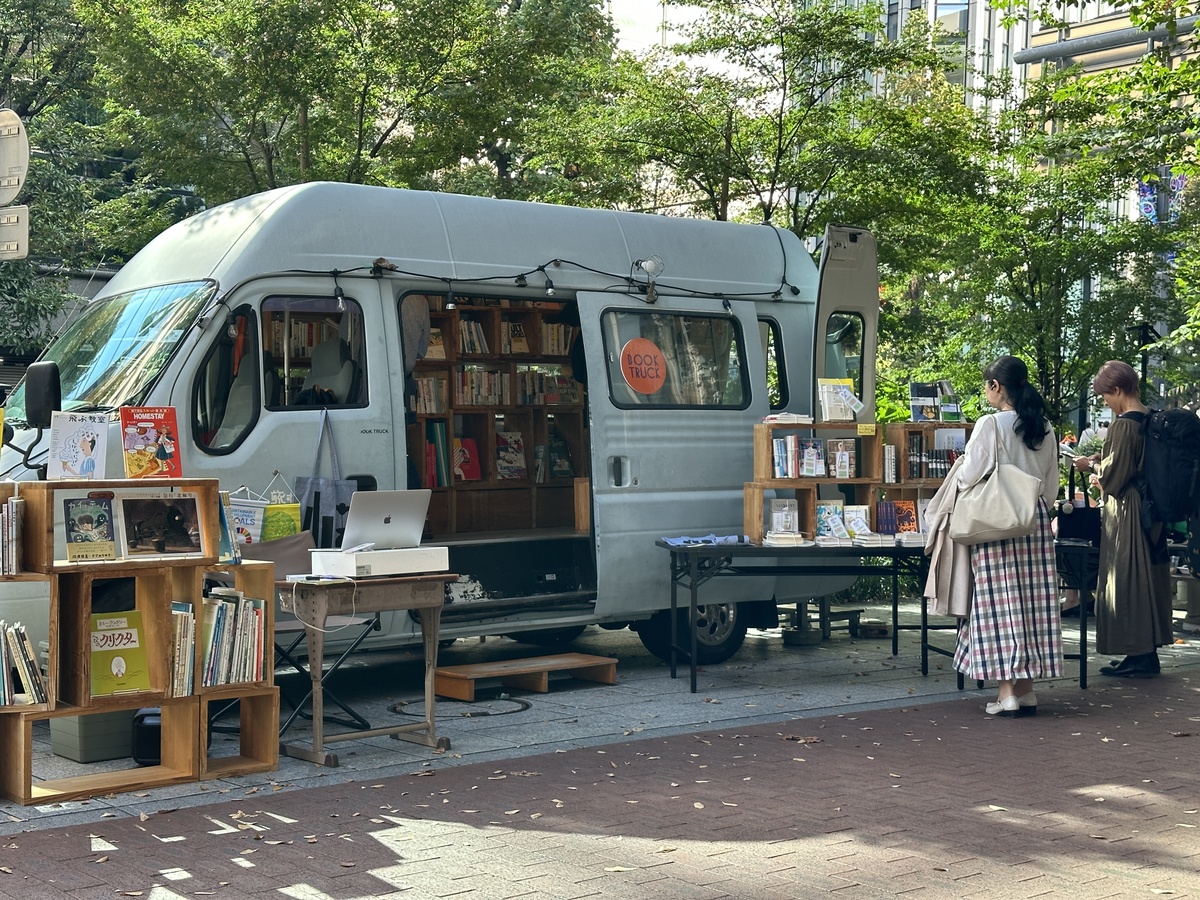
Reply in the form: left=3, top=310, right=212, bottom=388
left=578, top=292, right=769, bottom=620
left=814, top=226, right=879, bottom=418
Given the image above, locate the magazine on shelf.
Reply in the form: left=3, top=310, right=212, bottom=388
left=425, top=327, right=446, bottom=360
left=495, top=431, right=528, bottom=479
left=908, top=382, right=939, bottom=422
left=47, top=411, right=109, bottom=480
left=119, top=406, right=183, bottom=478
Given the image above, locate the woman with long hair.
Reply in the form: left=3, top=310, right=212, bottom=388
left=954, top=356, right=1062, bottom=715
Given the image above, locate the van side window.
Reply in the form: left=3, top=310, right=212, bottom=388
left=261, top=296, right=367, bottom=408
left=759, top=318, right=787, bottom=409
left=601, top=309, right=748, bottom=409
left=825, top=312, right=864, bottom=401
left=193, top=308, right=262, bottom=452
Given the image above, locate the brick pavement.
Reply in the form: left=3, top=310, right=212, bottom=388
left=1, top=672, right=1197, bottom=899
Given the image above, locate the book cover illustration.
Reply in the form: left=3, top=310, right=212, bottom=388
left=119, top=493, right=203, bottom=557
left=495, top=431, right=528, bottom=479
left=799, top=438, right=825, bottom=477
left=47, top=411, right=109, bottom=480
left=815, top=499, right=845, bottom=537
left=425, top=327, right=446, bottom=360
left=548, top=432, right=574, bottom=478
left=908, top=382, right=939, bottom=422
left=119, top=406, right=182, bottom=478
left=826, top=438, right=859, bottom=479
left=817, top=377, right=859, bottom=422
left=843, top=504, right=873, bottom=537
left=90, top=611, right=152, bottom=696
left=63, top=496, right=118, bottom=561
left=452, top=437, right=482, bottom=481
left=894, top=500, right=920, bottom=533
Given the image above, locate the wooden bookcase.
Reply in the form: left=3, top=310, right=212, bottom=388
left=408, top=294, right=589, bottom=537
left=0, top=479, right=278, bottom=805
left=743, top=422, right=883, bottom=543
left=884, top=422, right=975, bottom=489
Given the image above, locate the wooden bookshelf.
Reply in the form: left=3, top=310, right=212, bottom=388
left=0, top=479, right=277, bottom=805
left=407, top=294, right=588, bottom=537
left=884, top=422, right=975, bottom=488
left=743, top=422, right=883, bottom=543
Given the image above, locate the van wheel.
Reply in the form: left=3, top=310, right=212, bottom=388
left=635, top=605, right=747, bottom=665
left=503, top=625, right=588, bottom=647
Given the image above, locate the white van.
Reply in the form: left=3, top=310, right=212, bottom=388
left=0, top=183, right=879, bottom=664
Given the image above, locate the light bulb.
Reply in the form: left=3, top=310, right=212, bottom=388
left=545, top=278, right=556, bottom=297
left=637, top=255, right=665, bottom=278
left=334, top=285, right=346, bottom=312
left=444, top=289, right=457, bottom=310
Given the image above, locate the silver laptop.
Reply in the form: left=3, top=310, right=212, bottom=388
left=336, top=489, right=431, bottom=551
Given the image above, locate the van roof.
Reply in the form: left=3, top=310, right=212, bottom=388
left=99, top=183, right=819, bottom=303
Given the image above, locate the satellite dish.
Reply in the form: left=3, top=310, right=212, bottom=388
left=0, top=108, right=30, bottom=207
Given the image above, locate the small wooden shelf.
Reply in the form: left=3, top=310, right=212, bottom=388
left=0, top=480, right=278, bottom=805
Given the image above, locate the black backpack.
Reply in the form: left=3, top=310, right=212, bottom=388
left=1130, top=408, right=1200, bottom=526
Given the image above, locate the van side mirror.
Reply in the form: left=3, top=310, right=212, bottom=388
left=23, top=361, right=62, bottom=428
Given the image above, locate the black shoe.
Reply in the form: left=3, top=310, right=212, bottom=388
left=1099, top=653, right=1160, bottom=678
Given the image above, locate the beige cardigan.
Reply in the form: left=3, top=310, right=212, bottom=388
left=923, top=456, right=973, bottom=618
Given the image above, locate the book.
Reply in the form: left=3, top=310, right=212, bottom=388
left=505, top=321, right=531, bottom=354
left=548, top=432, right=574, bottom=478
left=533, top=444, right=547, bottom=483
left=452, top=437, right=482, bottom=481
left=799, top=438, right=825, bottom=477
left=817, top=378, right=858, bottom=422
left=825, top=438, right=859, bottom=479
left=770, top=499, right=799, bottom=533
left=908, top=382, right=939, bottom=422
left=170, top=600, right=195, bottom=698
left=47, top=411, right=109, bottom=480
left=119, top=406, right=182, bottom=478
left=843, top=504, right=873, bottom=537
left=938, top=380, right=963, bottom=422
left=89, top=611, right=152, bottom=696
left=933, top=428, right=968, bottom=453
left=425, top=327, right=446, bottom=360
left=4, top=621, right=46, bottom=704
left=495, top=431, right=528, bottom=479
left=63, top=496, right=118, bottom=562
left=894, top=500, right=919, bottom=533
left=876, top=500, right=897, bottom=534
left=815, top=499, right=845, bottom=538
left=119, top=492, right=204, bottom=557
left=5, top=497, right=23, bottom=575
left=217, top=491, right=242, bottom=563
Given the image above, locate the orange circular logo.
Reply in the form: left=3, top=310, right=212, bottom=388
left=620, top=338, right=666, bottom=395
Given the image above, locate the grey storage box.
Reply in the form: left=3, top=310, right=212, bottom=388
left=49, top=710, right=137, bottom=763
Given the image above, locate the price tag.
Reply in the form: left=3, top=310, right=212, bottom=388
left=857, top=423, right=876, bottom=436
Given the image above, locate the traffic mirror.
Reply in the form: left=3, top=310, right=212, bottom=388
left=0, top=108, right=30, bottom=207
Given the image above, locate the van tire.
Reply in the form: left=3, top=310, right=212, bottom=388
left=635, top=605, right=747, bottom=665
left=504, top=625, right=588, bottom=647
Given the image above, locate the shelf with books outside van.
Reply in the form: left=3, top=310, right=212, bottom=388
left=743, top=421, right=883, bottom=544
left=408, top=293, right=588, bottom=538
left=882, top=422, right=975, bottom=533
left=0, top=478, right=277, bottom=805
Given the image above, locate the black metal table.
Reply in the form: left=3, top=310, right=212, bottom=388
left=656, top=541, right=928, bottom=692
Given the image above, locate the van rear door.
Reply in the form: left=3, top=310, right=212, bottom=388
left=578, top=292, right=769, bottom=619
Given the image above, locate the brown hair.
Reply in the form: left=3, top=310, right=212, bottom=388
left=1092, top=360, right=1139, bottom=396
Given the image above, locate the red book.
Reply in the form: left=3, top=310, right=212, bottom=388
left=119, top=406, right=183, bottom=478
left=452, top=437, right=482, bottom=481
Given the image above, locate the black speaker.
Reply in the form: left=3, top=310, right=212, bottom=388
left=132, top=707, right=212, bottom=766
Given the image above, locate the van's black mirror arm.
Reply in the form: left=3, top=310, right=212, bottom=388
left=1, top=422, right=48, bottom=479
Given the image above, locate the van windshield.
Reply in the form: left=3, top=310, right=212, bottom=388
left=4, top=281, right=215, bottom=426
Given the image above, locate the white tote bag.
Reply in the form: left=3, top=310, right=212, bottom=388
left=949, top=425, right=1042, bottom=546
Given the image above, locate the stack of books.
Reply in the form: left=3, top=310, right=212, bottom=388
left=763, top=532, right=813, bottom=547
left=814, top=535, right=854, bottom=547
left=853, top=533, right=891, bottom=549
left=895, top=531, right=927, bottom=548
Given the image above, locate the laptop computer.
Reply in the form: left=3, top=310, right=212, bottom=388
left=337, top=489, right=432, bottom=551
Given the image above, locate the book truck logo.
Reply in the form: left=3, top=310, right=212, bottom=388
left=620, top=337, right=666, bottom=395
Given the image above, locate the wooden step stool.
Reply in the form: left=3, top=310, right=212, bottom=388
left=434, top=652, right=618, bottom=702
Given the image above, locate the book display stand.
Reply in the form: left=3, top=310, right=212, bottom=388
left=409, top=295, right=588, bottom=536
left=0, top=479, right=278, bottom=805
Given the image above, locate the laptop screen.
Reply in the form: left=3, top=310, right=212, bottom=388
left=338, top=489, right=431, bottom=550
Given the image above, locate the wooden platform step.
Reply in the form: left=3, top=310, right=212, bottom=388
left=434, top=653, right=618, bottom=702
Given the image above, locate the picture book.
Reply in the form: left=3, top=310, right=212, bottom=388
left=894, top=499, right=919, bottom=533
left=90, top=611, right=152, bottom=696
left=826, top=438, right=859, bottom=479
left=908, top=382, right=939, bottom=422
left=47, top=411, right=109, bottom=480
left=452, top=437, right=482, bottom=481
left=495, top=431, right=528, bottom=479
left=425, top=327, right=446, bottom=360
left=815, top=499, right=845, bottom=538
left=119, top=406, right=182, bottom=478
left=63, top=496, right=118, bottom=561
left=770, top=499, right=799, bottom=534
left=119, top=492, right=203, bottom=557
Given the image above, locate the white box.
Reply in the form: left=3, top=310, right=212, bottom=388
left=309, top=545, right=449, bottom=578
